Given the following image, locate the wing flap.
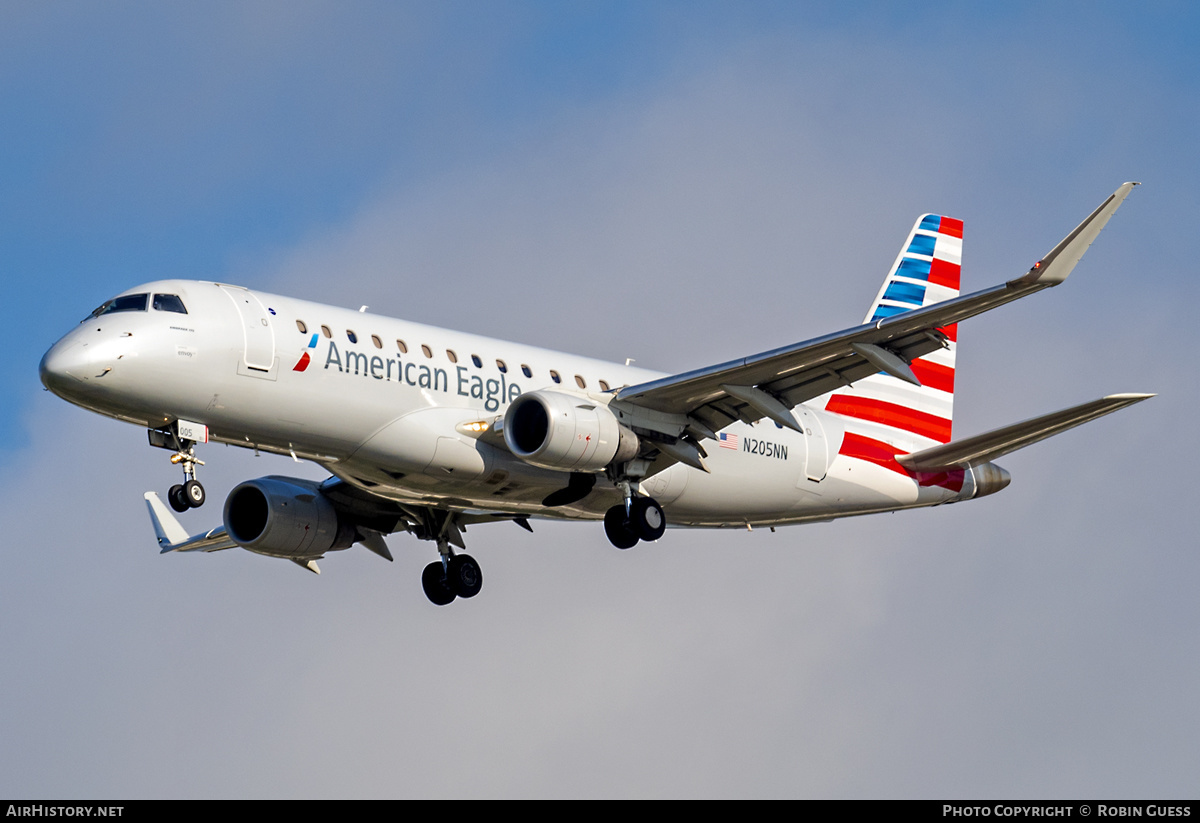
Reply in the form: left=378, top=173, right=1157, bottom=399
left=896, top=393, right=1154, bottom=471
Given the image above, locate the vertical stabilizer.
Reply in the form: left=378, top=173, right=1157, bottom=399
left=824, top=214, right=962, bottom=453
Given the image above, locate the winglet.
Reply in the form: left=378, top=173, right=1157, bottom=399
left=145, top=491, right=190, bottom=550
left=1009, top=182, right=1140, bottom=288
left=144, top=491, right=237, bottom=553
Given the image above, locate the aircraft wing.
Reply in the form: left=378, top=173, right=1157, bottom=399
left=614, top=183, right=1139, bottom=435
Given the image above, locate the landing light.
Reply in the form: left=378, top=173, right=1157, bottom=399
left=458, top=420, right=490, bottom=435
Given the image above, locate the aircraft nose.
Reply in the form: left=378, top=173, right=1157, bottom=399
left=39, top=338, right=92, bottom=396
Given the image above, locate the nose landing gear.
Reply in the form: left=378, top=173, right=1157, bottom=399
left=148, top=422, right=208, bottom=513
left=165, top=444, right=206, bottom=512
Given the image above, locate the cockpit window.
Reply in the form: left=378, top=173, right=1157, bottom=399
left=152, top=294, right=187, bottom=314
left=89, top=293, right=148, bottom=319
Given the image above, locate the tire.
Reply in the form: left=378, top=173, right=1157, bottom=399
left=422, top=561, right=456, bottom=606
left=183, top=479, right=206, bottom=508
left=630, top=497, right=665, bottom=542
left=448, top=554, right=483, bottom=598
left=604, top=505, right=639, bottom=549
left=168, top=484, right=189, bottom=513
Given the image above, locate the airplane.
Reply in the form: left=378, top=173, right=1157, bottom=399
left=39, top=182, right=1152, bottom=605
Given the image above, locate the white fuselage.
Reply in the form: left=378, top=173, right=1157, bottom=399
left=41, top=279, right=975, bottom=529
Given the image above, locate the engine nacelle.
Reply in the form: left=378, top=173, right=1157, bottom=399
left=223, top=476, right=355, bottom=559
left=502, top=390, right=639, bottom=472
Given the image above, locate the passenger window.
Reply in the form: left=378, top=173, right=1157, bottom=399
left=321, top=325, right=332, bottom=339
left=347, top=330, right=358, bottom=344
left=397, top=339, right=408, bottom=354
left=446, top=349, right=458, bottom=364
left=521, top=364, right=532, bottom=378
left=575, top=375, right=586, bottom=389
left=550, top=370, right=561, bottom=384
left=471, top=354, right=483, bottom=368
left=371, top=334, right=382, bottom=349
left=421, top=345, right=433, bottom=358
left=496, top=359, right=507, bottom=373
left=296, top=320, right=308, bottom=334
left=152, top=294, right=188, bottom=314
left=90, top=293, right=148, bottom=318
left=599, top=380, right=611, bottom=392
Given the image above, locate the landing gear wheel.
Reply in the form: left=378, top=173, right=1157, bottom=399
left=422, top=561, right=457, bottom=606
left=168, top=484, right=189, bottom=513
left=604, top=505, right=639, bottom=549
left=447, top=554, right=483, bottom=598
left=630, top=497, right=665, bottom=542
left=183, top=479, right=206, bottom=509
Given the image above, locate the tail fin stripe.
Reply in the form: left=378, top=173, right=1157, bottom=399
left=937, top=216, right=964, bottom=238
left=882, top=281, right=927, bottom=304
left=907, top=234, right=939, bottom=256
left=839, top=431, right=910, bottom=476
left=826, top=395, right=953, bottom=442
left=910, top=359, right=955, bottom=394
left=934, top=237, right=962, bottom=264
left=887, top=254, right=960, bottom=288
left=837, top=432, right=965, bottom=491
left=896, top=258, right=933, bottom=280
left=871, top=304, right=911, bottom=319
left=848, top=375, right=953, bottom=412
left=928, top=258, right=961, bottom=289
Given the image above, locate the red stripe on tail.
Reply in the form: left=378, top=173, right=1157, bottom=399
left=910, top=359, right=955, bottom=394
left=928, top=257, right=960, bottom=289
left=937, top=217, right=964, bottom=238
left=838, top=432, right=964, bottom=491
left=825, top=395, right=952, bottom=443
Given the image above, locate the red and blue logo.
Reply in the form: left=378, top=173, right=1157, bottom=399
left=293, top=334, right=319, bottom=372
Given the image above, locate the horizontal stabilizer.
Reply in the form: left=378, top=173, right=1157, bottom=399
left=896, top=393, right=1154, bottom=471
left=144, top=492, right=237, bottom=553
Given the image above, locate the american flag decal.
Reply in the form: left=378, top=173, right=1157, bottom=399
left=718, top=432, right=739, bottom=450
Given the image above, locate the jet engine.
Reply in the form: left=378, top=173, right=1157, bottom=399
left=223, top=476, right=356, bottom=559
left=502, top=390, right=639, bottom=472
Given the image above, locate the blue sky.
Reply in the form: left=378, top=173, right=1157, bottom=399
left=2, top=1, right=1198, bottom=798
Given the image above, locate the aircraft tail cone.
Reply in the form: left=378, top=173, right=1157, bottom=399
left=971, top=462, right=1011, bottom=499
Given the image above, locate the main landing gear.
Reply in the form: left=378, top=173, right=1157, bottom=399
left=421, top=553, right=483, bottom=606
left=407, top=509, right=484, bottom=606
left=604, top=495, right=665, bottom=549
